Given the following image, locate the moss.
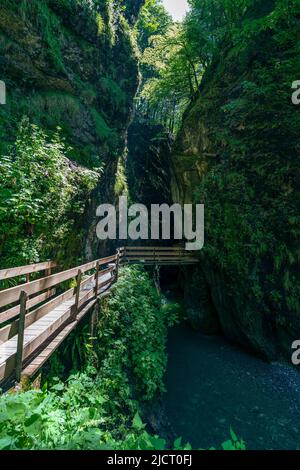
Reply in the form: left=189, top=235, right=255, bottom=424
left=90, top=107, right=117, bottom=142
left=19, top=0, right=66, bottom=72
left=0, top=0, right=143, bottom=265
left=172, top=1, right=300, bottom=358
left=114, top=158, right=128, bottom=196
left=95, top=11, right=105, bottom=35
left=105, top=0, right=117, bottom=46
left=100, top=77, right=127, bottom=108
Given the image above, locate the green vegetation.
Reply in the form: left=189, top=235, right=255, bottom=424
left=136, top=0, right=173, bottom=52
left=0, top=119, right=99, bottom=270
left=3, top=0, right=65, bottom=71
left=186, top=0, right=300, bottom=320
left=0, top=267, right=172, bottom=449
left=137, top=1, right=201, bottom=132
left=90, top=108, right=117, bottom=144
left=0, top=267, right=245, bottom=450
left=0, top=0, right=139, bottom=168
left=100, top=77, right=127, bottom=109
left=1, top=0, right=297, bottom=452
left=132, top=0, right=300, bottom=358
left=140, top=23, right=201, bottom=132
left=0, top=0, right=142, bottom=268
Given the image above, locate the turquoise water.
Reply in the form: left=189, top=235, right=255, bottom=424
left=164, top=324, right=300, bottom=450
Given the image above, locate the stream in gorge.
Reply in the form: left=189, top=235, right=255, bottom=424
left=163, top=323, right=300, bottom=450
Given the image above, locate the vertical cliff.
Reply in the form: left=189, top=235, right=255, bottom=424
left=127, top=121, right=173, bottom=207
left=171, top=1, right=300, bottom=359
left=0, top=0, right=144, bottom=266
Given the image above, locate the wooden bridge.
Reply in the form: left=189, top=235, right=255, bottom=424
left=0, top=247, right=198, bottom=387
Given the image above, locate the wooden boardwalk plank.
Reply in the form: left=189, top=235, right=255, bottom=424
left=0, top=289, right=56, bottom=325
left=0, top=247, right=199, bottom=386
left=22, top=323, right=75, bottom=377
left=22, top=288, right=112, bottom=378
left=0, top=271, right=114, bottom=383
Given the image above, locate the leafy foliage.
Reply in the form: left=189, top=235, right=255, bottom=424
left=0, top=119, right=99, bottom=270
left=104, top=266, right=172, bottom=400
left=185, top=0, right=253, bottom=68
left=136, top=0, right=173, bottom=52
left=128, top=0, right=299, bottom=358
left=136, top=1, right=201, bottom=133
left=0, top=267, right=172, bottom=449
left=177, top=0, right=300, bottom=341
left=0, top=383, right=245, bottom=450
left=140, top=23, right=202, bottom=132
left=0, top=267, right=244, bottom=451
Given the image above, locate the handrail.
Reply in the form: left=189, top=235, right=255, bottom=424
left=0, top=290, right=56, bottom=325
left=124, top=246, right=185, bottom=251
left=0, top=255, right=117, bottom=309
left=0, top=246, right=198, bottom=384
left=0, top=261, right=57, bottom=282
left=122, top=246, right=200, bottom=266
left=0, top=250, right=123, bottom=384
left=0, top=246, right=196, bottom=312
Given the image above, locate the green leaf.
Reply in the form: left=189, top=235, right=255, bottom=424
left=230, top=427, right=238, bottom=442
left=132, top=412, right=145, bottom=431
left=149, top=435, right=166, bottom=450
left=0, top=436, right=14, bottom=450
left=96, top=395, right=106, bottom=405
left=51, top=383, right=64, bottom=392
left=24, top=413, right=43, bottom=436
left=5, top=401, right=27, bottom=419
left=222, top=440, right=235, bottom=451
left=174, top=437, right=182, bottom=449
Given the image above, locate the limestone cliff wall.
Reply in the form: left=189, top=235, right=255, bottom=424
left=171, top=2, right=300, bottom=360
left=0, top=0, right=144, bottom=263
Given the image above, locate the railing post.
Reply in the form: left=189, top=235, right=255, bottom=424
left=45, top=262, right=52, bottom=297
left=15, top=291, right=28, bottom=383
left=115, top=249, right=120, bottom=281
left=94, top=261, right=100, bottom=298
left=72, top=269, right=82, bottom=320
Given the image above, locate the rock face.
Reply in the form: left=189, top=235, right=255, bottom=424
left=171, top=3, right=300, bottom=360
left=127, top=121, right=174, bottom=207
left=0, top=0, right=142, bottom=163
left=0, top=0, right=144, bottom=262
left=181, top=266, right=220, bottom=335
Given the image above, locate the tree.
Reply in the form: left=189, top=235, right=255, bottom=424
left=136, top=0, right=173, bottom=52
left=139, top=23, right=202, bottom=132
left=185, top=0, right=276, bottom=68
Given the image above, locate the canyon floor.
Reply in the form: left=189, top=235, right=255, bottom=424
left=164, top=324, right=300, bottom=450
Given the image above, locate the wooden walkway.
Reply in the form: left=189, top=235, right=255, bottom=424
left=123, top=246, right=199, bottom=265
left=0, top=246, right=198, bottom=387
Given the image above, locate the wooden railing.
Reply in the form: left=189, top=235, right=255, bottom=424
left=0, top=249, right=124, bottom=385
left=0, top=245, right=198, bottom=386
left=0, top=260, right=57, bottom=283
left=0, top=260, right=58, bottom=324
left=0, top=255, right=117, bottom=311
left=122, top=246, right=199, bottom=265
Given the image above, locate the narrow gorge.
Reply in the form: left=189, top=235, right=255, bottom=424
left=0, top=0, right=299, bottom=453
